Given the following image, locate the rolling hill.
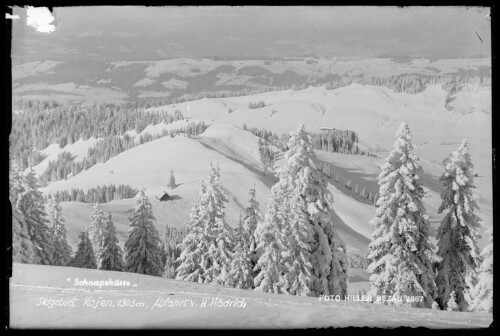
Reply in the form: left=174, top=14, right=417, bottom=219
left=35, top=83, right=492, bottom=256
left=12, top=57, right=490, bottom=103
left=40, top=124, right=371, bottom=255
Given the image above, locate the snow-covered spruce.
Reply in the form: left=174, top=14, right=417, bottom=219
left=17, top=168, right=55, bottom=265
left=283, top=191, right=314, bottom=296
left=366, top=122, right=437, bottom=308
left=99, top=212, right=125, bottom=272
left=446, top=291, right=459, bottom=311
left=243, top=185, right=263, bottom=274
left=199, top=164, right=234, bottom=285
left=258, top=138, right=276, bottom=176
left=254, top=189, right=289, bottom=294
left=254, top=124, right=348, bottom=297
left=71, top=229, right=97, bottom=269
left=227, top=213, right=254, bottom=289
left=88, top=202, right=107, bottom=269
left=124, top=188, right=164, bottom=276
left=176, top=164, right=234, bottom=285
left=471, top=229, right=493, bottom=313
left=163, top=254, right=176, bottom=279
left=175, top=182, right=208, bottom=282
left=435, top=139, right=483, bottom=311
left=168, top=170, right=176, bottom=189
left=10, top=161, right=36, bottom=263
left=46, top=198, right=73, bottom=266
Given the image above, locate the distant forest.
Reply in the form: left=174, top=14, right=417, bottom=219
left=11, top=101, right=208, bottom=185
left=118, top=72, right=489, bottom=109
left=46, top=184, right=138, bottom=203
left=10, top=71, right=486, bottom=186
left=243, top=124, right=375, bottom=157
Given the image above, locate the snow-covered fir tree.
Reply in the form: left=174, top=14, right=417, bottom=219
left=10, top=161, right=36, bottom=263
left=227, top=214, right=254, bottom=289
left=361, top=187, right=368, bottom=199
left=168, top=170, right=176, bottom=189
left=175, top=182, right=207, bottom=282
left=163, top=254, right=176, bottom=279
left=201, top=164, right=234, bottom=285
left=88, top=202, right=107, bottom=268
left=176, top=164, right=234, bottom=285
left=471, top=229, right=493, bottom=313
left=282, top=191, right=314, bottom=296
left=431, top=301, right=440, bottom=310
left=366, top=122, right=437, bottom=308
left=242, top=185, right=263, bottom=271
left=99, top=212, right=125, bottom=271
left=254, top=190, right=289, bottom=294
left=17, top=168, right=55, bottom=265
left=258, top=139, right=276, bottom=176
left=12, top=209, right=36, bottom=264
left=124, top=188, right=164, bottom=276
left=446, top=291, right=459, bottom=311
left=46, top=198, right=73, bottom=266
left=71, top=229, right=97, bottom=269
left=254, top=124, right=348, bottom=297
left=435, top=139, right=483, bottom=311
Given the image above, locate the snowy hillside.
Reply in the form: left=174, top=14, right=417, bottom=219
left=27, top=137, right=100, bottom=176
left=41, top=130, right=270, bottom=229
left=146, top=84, right=493, bottom=232
left=123, top=118, right=208, bottom=144
left=147, top=84, right=491, bottom=177
left=148, top=84, right=488, bottom=142
left=36, top=81, right=492, bottom=253
left=11, top=6, right=492, bottom=329
left=40, top=124, right=370, bottom=255
left=10, top=263, right=492, bottom=329
left=29, top=84, right=491, bottom=256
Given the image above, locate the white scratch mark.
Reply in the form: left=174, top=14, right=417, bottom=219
left=6, top=13, right=20, bottom=19
left=26, top=6, right=55, bottom=33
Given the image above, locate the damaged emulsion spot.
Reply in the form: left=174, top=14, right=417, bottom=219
left=26, top=6, right=55, bottom=34
left=5, top=13, right=20, bottom=19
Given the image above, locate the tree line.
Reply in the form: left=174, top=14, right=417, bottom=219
left=12, top=71, right=486, bottom=172
left=36, top=120, right=209, bottom=186
left=11, top=100, right=185, bottom=170
left=243, top=123, right=375, bottom=156
left=46, top=184, right=138, bottom=203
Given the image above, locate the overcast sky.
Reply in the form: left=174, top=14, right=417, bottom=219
left=12, top=6, right=491, bottom=61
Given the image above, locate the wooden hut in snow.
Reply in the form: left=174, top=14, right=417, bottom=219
left=159, top=191, right=174, bottom=202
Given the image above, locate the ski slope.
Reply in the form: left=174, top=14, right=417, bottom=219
left=9, top=263, right=492, bottom=329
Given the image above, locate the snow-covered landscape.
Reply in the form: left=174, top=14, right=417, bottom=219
left=9, top=6, right=492, bottom=329
left=10, top=263, right=492, bottom=329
